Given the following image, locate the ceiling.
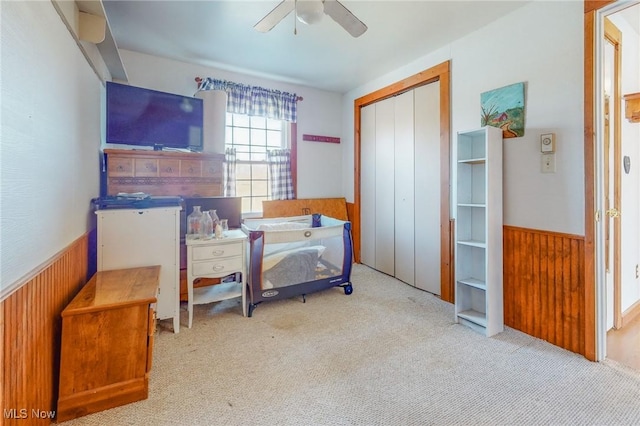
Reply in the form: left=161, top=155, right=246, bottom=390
left=102, top=0, right=532, bottom=93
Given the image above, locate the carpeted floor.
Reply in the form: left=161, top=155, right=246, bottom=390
left=60, top=264, right=640, bottom=425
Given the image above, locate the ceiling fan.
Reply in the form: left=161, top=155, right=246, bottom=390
left=254, top=0, right=367, bottom=38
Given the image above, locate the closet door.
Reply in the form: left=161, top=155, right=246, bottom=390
left=360, top=103, right=376, bottom=268
left=414, top=82, right=441, bottom=294
left=394, top=90, right=415, bottom=285
left=374, top=97, right=395, bottom=276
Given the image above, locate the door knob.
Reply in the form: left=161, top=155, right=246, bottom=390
left=606, top=208, right=621, bottom=218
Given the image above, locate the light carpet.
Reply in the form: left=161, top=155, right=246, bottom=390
left=61, top=264, right=640, bottom=425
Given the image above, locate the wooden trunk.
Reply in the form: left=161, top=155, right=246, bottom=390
left=57, top=266, right=159, bottom=422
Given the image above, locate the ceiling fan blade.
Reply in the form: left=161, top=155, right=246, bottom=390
left=254, top=0, right=295, bottom=33
left=323, top=0, right=367, bottom=38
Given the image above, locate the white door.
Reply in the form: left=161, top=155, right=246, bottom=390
left=360, top=103, right=376, bottom=268
left=394, top=90, right=415, bottom=285
left=375, top=97, right=396, bottom=276
left=360, top=83, right=442, bottom=293
left=414, top=82, right=442, bottom=295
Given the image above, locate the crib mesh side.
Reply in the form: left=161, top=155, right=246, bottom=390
left=259, top=226, right=345, bottom=290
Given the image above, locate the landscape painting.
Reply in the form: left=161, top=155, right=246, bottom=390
left=481, top=82, right=525, bottom=138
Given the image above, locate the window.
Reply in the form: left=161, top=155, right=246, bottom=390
left=225, top=113, right=288, bottom=214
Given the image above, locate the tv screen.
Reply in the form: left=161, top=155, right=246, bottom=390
left=106, top=82, right=203, bottom=151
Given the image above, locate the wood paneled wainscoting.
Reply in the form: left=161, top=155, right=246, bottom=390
left=503, top=226, right=585, bottom=355
left=1, top=235, right=90, bottom=426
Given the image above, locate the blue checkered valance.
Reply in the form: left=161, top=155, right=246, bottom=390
left=197, top=78, right=299, bottom=123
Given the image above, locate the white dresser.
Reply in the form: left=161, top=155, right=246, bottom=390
left=186, top=229, right=247, bottom=327
left=96, top=206, right=181, bottom=333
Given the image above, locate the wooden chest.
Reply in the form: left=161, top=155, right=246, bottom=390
left=57, top=266, right=160, bottom=422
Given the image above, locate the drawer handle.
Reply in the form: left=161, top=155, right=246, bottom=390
left=117, top=165, right=124, bottom=171
left=211, top=250, right=224, bottom=256
left=165, top=167, right=173, bottom=173
left=212, top=265, right=225, bottom=272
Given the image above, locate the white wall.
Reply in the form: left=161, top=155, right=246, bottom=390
left=342, top=1, right=584, bottom=236
left=0, top=1, right=102, bottom=298
left=610, top=10, right=640, bottom=312
left=116, top=50, right=344, bottom=199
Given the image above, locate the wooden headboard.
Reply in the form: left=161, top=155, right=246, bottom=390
left=262, top=198, right=349, bottom=221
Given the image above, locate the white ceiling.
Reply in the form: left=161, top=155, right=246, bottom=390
left=102, top=0, right=532, bottom=93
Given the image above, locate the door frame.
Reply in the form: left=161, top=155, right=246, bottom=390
left=353, top=61, right=453, bottom=301
left=584, top=0, right=637, bottom=361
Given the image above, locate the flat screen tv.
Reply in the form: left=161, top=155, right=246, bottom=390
left=106, top=82, right=203, bottom=151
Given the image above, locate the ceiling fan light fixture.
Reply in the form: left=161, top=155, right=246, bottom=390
left=254, top=0, right=366, bottom=38
left=296, top=0, right=324, bottom=25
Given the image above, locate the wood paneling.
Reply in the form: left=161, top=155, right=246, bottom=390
left=1, top=235, right=89, bottom=425
left=504, top=226, right=585, bottom=355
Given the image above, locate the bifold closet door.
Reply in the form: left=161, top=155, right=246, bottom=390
left=374, top=97, right=396, bottom=276
left=414, top=82, right=441, bottom=295
left=360, top=103, right=376, bottom=268
left=394, top=90, right=415, bottom=285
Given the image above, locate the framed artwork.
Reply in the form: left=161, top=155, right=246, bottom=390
left=481, top=82, right=525, bottom=138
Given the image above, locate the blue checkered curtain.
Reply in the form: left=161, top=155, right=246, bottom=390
left=268, top=149, right=295, bottom=200
left=224, top=147, right=237, bottom=197
left=197, top=78, right=298, bottom=123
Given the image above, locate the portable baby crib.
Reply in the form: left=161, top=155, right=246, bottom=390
left=242, top=214, right=353, bottom=317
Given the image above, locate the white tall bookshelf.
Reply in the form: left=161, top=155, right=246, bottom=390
left=454, top=126, right=503, bottom=336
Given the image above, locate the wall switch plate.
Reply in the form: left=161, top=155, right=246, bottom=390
left=541, top=153, right=556, bottom=173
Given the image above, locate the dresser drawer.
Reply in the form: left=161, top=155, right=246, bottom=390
left=192, top=257, right=243, bottom=277
left=202, top=159, right=223, bottom=177
left=192, top=242, right=243, bottom=261
left=134, top=158, right=159, bottom=177
left=159, top=159, right=180, bottom=177
left=181, top=160, right=201, bottom=177
left=108, top=157, right=133, bottom=177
